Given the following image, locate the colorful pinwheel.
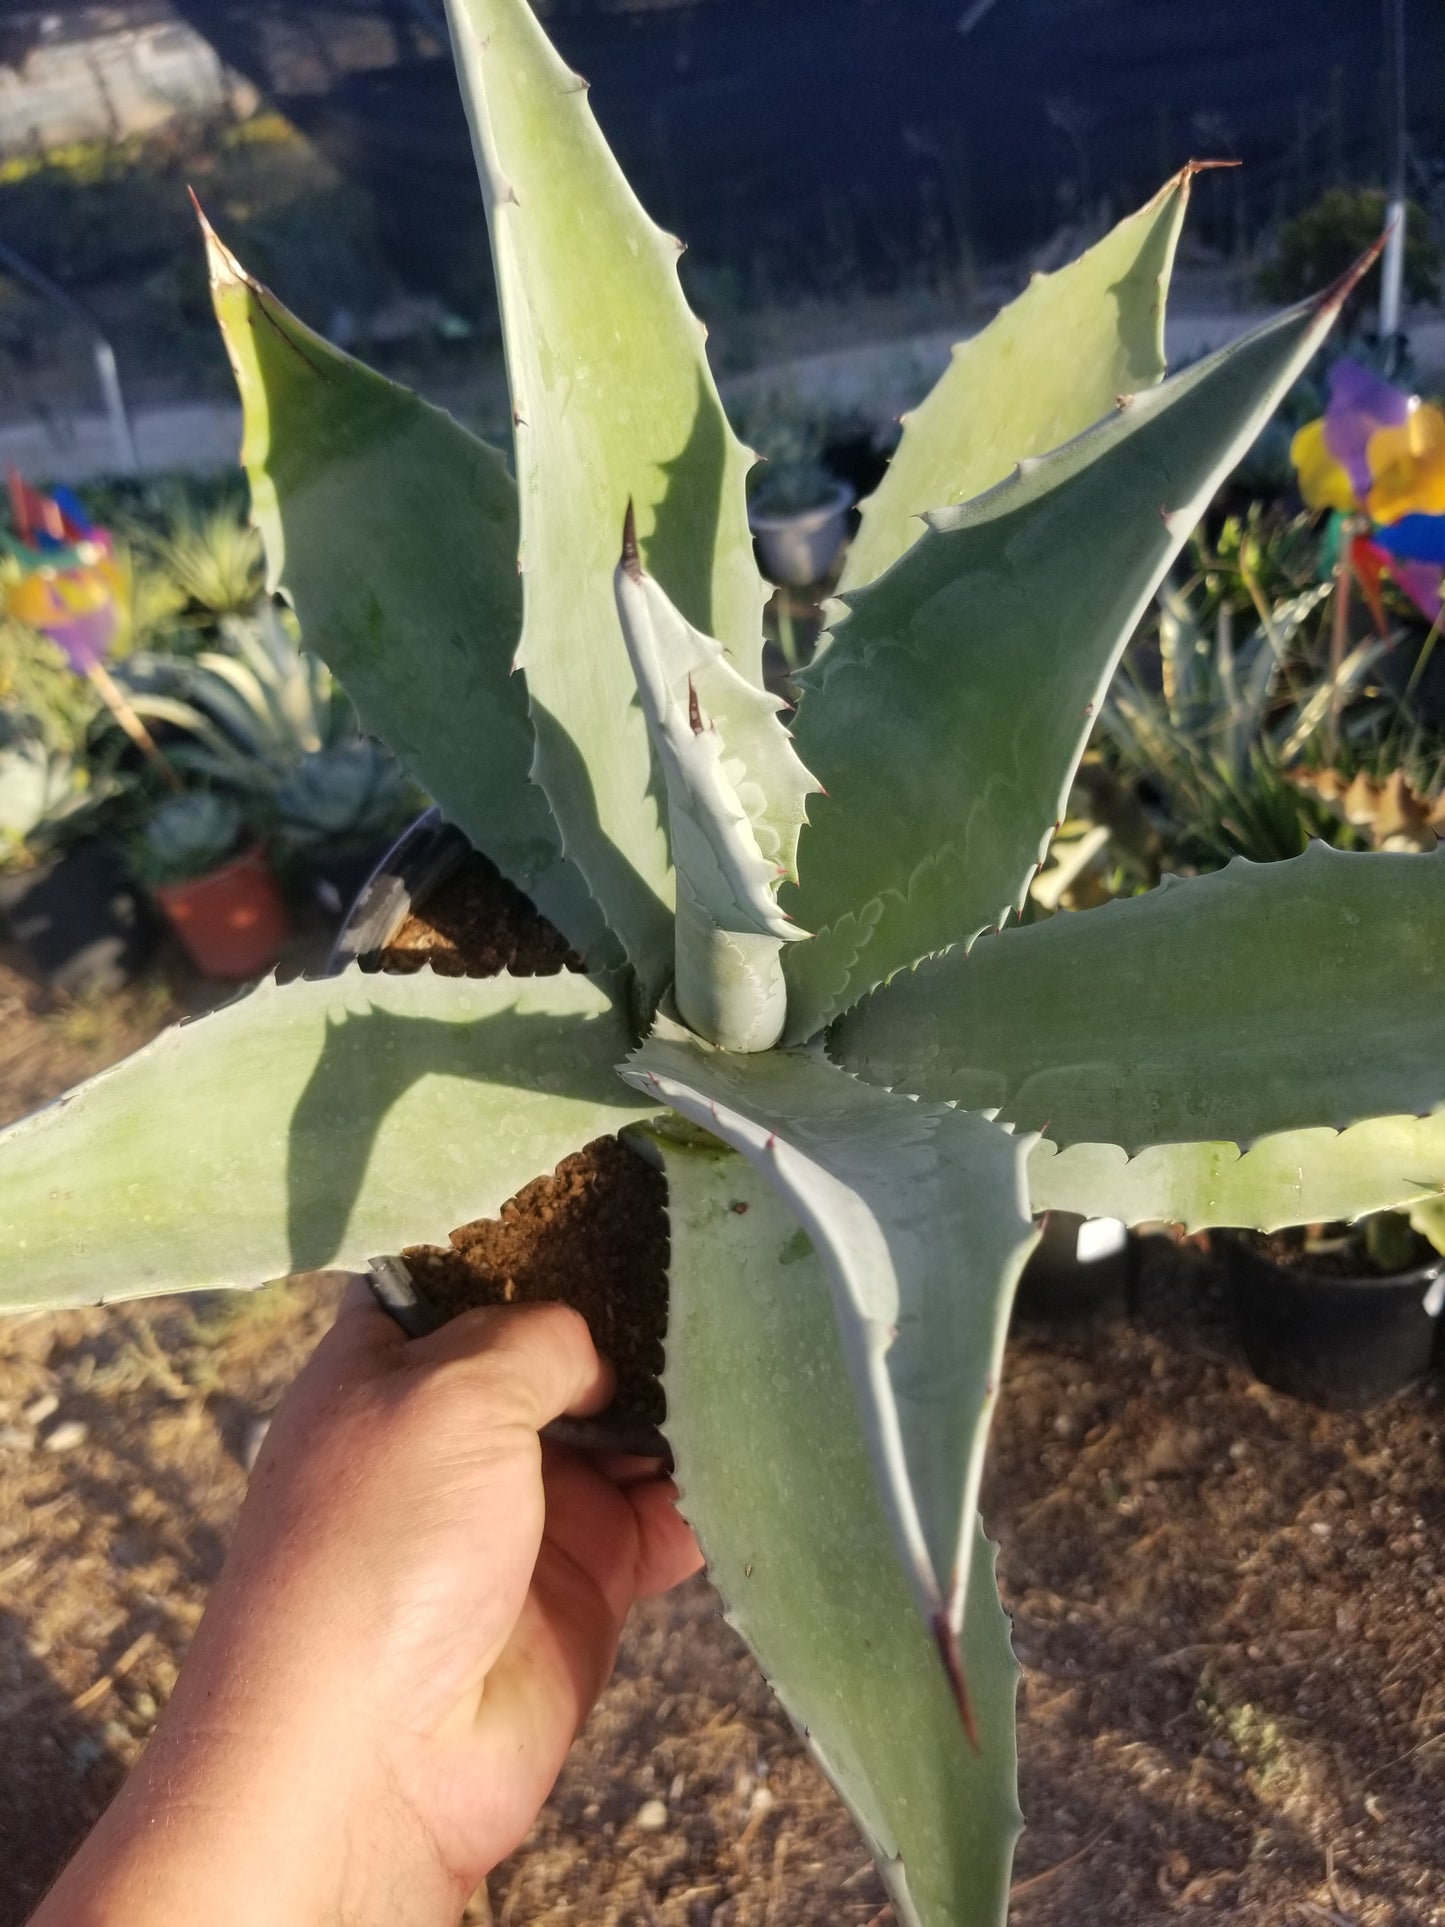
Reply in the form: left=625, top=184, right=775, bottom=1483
left=0, top=471, right=130, bottom=673
left=1291, top=359, right=1445, bottom=624
left=2, top=470, right=177, bottom=785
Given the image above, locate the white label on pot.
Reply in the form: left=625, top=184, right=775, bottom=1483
left=1075, top=1217, right=1127, bottom=1265
left=1423, top=1273, right=1445, bottom=1320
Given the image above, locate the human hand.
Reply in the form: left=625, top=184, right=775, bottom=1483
left=34, top=1288, right=702, bottom=1927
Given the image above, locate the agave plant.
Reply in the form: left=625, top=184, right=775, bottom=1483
left=118, top=601, right=355, bottom=797
left=143, top=500, right=267, bottom=623
left=273, top=740, right=418, bottom=852
left=131, top=789, right=245, bottom=887
left=1102, top=569, right=1384, bottom=867
left=2, top=7, right=1442, bottom=1921
left=0, top=728, right=117, bottom=871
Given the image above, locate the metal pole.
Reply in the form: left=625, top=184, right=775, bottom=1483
left=92, top=339, right=141, bottom=475
left=1378, top=0, right=1407, bottom=371
left=0, top=239, right=140, bottom=475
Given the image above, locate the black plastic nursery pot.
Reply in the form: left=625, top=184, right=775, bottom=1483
left=302, top=836, right=408, bottom=923
left=1220, top=1230, right=1444, bottom=1411
left=329, top=808, right=466, bottom=968
left=0, top=839, right=159, bottom=995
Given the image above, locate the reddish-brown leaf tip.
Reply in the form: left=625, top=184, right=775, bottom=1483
left=1316, top=234, right=1389, bottom=314
left=1180, top=156, right=1243, bottom=177
left=620, top=500, right=643, bottom=581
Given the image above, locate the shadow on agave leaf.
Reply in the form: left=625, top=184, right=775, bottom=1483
left=283, top=991, right=652, bottom=1273
left=648, top=368, right=737, bottom=644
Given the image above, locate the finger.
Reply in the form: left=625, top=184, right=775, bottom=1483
left=293, top=1274, right=408, bottom=1384
left=539, top=1446, right=642, bottom=1624
left=589, top=1450, right=674, bottom=1488
left=628, top=1479, right=705, bottom=1596
left=405, top=1302, right=614, bottom=1428
left=539, top=1451, right=700, bottom=1612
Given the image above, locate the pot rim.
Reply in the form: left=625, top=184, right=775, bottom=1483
left=152, top=840, right=270, bottom=901
left=747, top=477, right=856, bottom=534
left=326, top=807, right=467, bottom=975
left=1218, top=1226, right=1445, bottom=1295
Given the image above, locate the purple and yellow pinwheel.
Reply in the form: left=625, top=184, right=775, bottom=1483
left=1291, top=359, right=1445, bottom=623
left=0, top=469, right=180, bottom=783
left=0, top=471, right=130, bottom=674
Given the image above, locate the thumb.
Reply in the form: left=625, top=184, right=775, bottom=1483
left=401, top=1302, right=616, bottom=1429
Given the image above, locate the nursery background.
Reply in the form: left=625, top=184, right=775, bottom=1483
left=3, top=1, right=1445, bottom=1923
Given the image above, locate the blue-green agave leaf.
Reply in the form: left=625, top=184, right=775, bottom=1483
left=204, top=223, right=611, bottom=963
left=447, top=0, right=764, bottom=1002
left=0, top=968, right=656, bottom=1311
left=622, top=1020, right=1036, bottom=1684
left=1028, top=1113, right=1445, bottom=1233
left=654, top=1135, right=1021, bottom=1927
left=782, top=265, right=1370, bottom=1040
left=834, top=845, right=1445, bottom=1152
left=840, top=166, right=1193, bottom=596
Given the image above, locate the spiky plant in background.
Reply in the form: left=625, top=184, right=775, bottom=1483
left=1, top=4, right=1442, bottom=1920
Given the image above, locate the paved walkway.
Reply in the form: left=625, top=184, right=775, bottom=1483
left=6, top=311, right=1444, bottom=486
left=0, top=399, right=244, bottom=487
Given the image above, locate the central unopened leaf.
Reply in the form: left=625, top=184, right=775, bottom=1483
left=614, top=528, right=820, bottom=942
left=622, top=1021, right=1036, bottom=1680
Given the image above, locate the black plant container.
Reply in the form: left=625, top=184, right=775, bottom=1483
left=302, top=835, right=409, bottom=922
left=1220, top=1231, right=1444, bottom=1411
left=328, top=808, right=467, bottom=971
left=0, top=840, right=158, bottom=995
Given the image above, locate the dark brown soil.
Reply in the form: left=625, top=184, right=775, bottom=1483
left=405, top=1138, right=669, bottom=1425
left=1236, top=1224, right=1437, bottom=1280
left=377, top=848, right=670, bottom=1426
left=377, top=849, right=582, bottom=978
left=992, top=1247, right=1445, bottom=1924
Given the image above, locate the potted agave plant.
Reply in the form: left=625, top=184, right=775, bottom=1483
left=1100, top=558, right=1445, bottom=1405
left=133, top=789, right=291, bottom=979
left=276, top=739, right=419, bottom=916
left=0, top=7, right=1441, bottom=1920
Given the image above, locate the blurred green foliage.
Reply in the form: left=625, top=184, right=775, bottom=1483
left=0, top=115, right=392, bottom=384
left=0, top=617, right=100, bottom=755
left=1096, top=507, right=1440, bottom=873
left=1, top=475, right=420, bottom=877
left=1258, top=188, right=1440, bottom=331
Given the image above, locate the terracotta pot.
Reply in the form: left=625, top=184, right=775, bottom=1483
left=154, top=846, right=291, bottom=979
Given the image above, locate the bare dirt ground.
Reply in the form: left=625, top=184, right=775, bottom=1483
left=1, top=951, right=1443, bottom=1925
